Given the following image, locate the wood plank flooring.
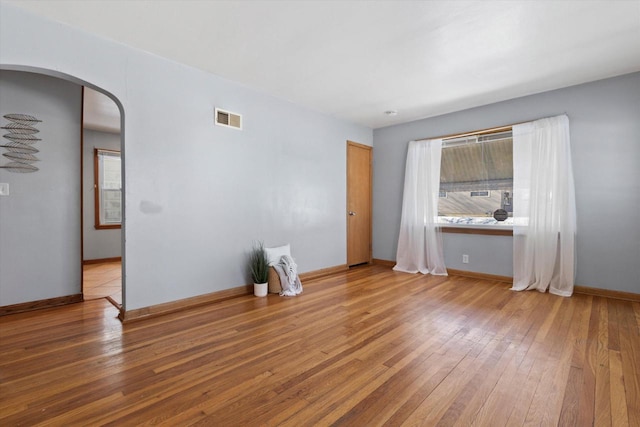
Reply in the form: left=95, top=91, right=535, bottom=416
left=83, top=261, right=122, bottom=306
left=1, top=265, right=638, bottom=426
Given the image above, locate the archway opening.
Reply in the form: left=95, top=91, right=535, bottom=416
left=81, top=86, right=123, bottom=308
left=0, top=65, right=126, bottom=313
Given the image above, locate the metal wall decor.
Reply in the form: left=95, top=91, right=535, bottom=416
left=0, top=114, right=42, bottom=173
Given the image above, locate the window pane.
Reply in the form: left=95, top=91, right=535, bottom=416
left=95, top=149, right=121, bottom=227
left=438, top=133, right=513, bottom=224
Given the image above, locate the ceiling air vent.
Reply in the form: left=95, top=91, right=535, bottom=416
left=215, top=108, right=242, bottom=130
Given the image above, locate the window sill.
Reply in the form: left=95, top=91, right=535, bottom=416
left=438, top=224, right=513, bottom=236
left=95, top=224, right=121, bottom=230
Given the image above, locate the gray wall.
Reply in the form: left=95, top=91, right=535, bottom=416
left=82, top=128, right=122, bottom=261
left=0, top=4, right=373, bottom=311
left=374, top=72, right=640, bottom=293
left=0, top=70, right=82, bottom=305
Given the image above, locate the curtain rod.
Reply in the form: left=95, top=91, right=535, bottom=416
left=417, top=121, right=525, bottom=142
left=417, top=114, right=568, bottom=142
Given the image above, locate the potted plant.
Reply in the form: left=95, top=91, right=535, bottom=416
left=249, top=241, right=269, bottom=297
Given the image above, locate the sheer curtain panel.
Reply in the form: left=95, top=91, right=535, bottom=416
left=394, top=139, right=447, bottom=275
left=512, top=115, right=576, bottom=296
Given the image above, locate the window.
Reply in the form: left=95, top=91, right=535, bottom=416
left=438, top=130, right=513, bottom=226
left=94, top=149, right=121, bottom=229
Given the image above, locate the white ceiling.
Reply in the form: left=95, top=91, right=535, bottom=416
left=7, top=0, right=640, bottom=129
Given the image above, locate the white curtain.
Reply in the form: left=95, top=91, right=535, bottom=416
left=512, top=115, right=576, bottom=296
left=394, top=139, right=447, bottom=275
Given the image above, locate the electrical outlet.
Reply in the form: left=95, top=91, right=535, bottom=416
left=0, top=183, right=9, bottom=196
left=462, top=254, right=469, bottom=264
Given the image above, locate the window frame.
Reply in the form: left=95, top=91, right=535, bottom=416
left=439, top=225, right=513, bottom=236
left=437, top=129, right=513, bottom=232
left=94, top=148, right=122, bottom=230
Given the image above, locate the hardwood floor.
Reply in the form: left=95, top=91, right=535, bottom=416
left=1, top=265, right=638, bottom=426
left=83, top=261, right=122, bottom=306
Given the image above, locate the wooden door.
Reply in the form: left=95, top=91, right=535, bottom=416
left=347, top=141, right=372, bottom=266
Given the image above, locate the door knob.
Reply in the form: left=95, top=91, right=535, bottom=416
left=348, top=211, right=356, bottom=216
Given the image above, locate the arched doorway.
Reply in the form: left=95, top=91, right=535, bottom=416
left=0, top=65, right=126, bottom=314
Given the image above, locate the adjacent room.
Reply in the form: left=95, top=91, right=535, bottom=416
left=0, top=1, right=638, bottom=425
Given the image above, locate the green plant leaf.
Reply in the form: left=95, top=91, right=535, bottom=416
left=249, top=241, right=270, bottom=284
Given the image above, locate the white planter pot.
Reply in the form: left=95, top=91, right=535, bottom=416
left=254, top=282, right=268, bottom=297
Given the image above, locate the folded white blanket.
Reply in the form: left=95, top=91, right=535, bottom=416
left=273, top=255, right=303, bottom=296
